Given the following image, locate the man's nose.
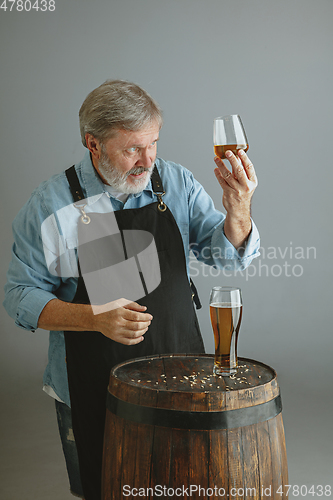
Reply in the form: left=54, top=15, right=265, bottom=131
left=136, top=148, right=154, bottom=168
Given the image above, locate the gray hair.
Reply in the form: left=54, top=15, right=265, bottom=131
left=79, top=79, right=163, bottom=147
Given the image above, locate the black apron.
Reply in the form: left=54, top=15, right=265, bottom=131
left=64, top=165, right=205, bottom=500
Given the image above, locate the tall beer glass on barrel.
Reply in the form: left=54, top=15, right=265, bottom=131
left=209, top=287, right=242, bottom=376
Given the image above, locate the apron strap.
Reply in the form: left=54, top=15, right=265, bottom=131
left=151, top=165, right=164, bottom=192
left=151, top=166, right=167, bottom=212
left=151, top=166, right=201, bottom=309
left=65, top=165, right=85, bottom=202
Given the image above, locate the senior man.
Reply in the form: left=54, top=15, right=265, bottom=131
left=4, top=80, right=259, bottom=500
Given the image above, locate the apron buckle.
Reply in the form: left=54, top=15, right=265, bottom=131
left=74, top=202, right=91, bottom=224
left=154, top=191, right=167, bottom=212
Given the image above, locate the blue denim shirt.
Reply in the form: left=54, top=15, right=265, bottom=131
left=4, top=151, right=260, bottom=406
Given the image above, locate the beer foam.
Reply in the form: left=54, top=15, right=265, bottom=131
left=210, top=302, right=242, bottom=308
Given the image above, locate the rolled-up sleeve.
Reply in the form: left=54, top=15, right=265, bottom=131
left=3, top=196, right=61, bottom=332
left=211, top=218, right=260, bottom=270
left=187, top=171, right=260, bottom=271
left=8, top=286, right=57, bottom=332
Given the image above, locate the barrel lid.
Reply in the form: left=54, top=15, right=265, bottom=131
left=110, top=354, right=276, bottom=393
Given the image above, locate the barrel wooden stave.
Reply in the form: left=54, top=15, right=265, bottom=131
left=241, top=423, right=260, bottom=495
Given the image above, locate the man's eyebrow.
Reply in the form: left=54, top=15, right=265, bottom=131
left=127, top=137, right=160, bottom=148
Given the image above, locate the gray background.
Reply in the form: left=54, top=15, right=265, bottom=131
left=1, top=0, right=332, bottom=498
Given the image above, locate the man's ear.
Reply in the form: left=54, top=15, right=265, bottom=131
left=85, top=133, right=102, bottom=160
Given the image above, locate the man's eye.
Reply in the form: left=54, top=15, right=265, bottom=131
left=127, top=147, right=138, bottom=153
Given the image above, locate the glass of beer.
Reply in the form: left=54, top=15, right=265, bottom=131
left=209, top=286, right=243, bottom=376
left=213, top=115, right=249, bottom=159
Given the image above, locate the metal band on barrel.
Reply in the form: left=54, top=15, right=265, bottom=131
left=106, top=391, right=282, bottom=430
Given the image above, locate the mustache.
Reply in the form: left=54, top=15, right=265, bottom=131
left=126, top=165, right=153, bottom=177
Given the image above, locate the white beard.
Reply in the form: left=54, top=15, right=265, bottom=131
left=98, top=150, right=154, bottom=194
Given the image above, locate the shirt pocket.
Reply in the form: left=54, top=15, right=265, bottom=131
left=58, top=236, right=79, bottom=278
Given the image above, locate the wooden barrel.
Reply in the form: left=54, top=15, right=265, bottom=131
left=102, top=354, right=288, bottom=499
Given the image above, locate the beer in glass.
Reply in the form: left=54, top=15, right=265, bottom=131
left=209, top=286, right=242, bottom=376
left=213, top=115, right=248, bottom=159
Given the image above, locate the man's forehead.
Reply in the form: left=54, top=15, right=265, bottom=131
left=109, top=124, right=160, bottom=147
